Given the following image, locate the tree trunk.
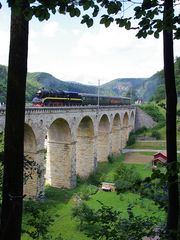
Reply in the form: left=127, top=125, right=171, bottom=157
left=0, top=1, right=29, bottom=239
left=163, top=0, right=179, bottom=239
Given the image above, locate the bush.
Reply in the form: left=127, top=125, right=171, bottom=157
left=177, top=108, right=180, bottom=117
left=114, top=163, right=142, bottom=192
left=72, top=203, right=162, bottom=240
left=151, top=130, right=161, bottom=140
left=140, top=104, right=165, bottom=123
left=78, top=184, right=98, bottom=200
left=135, top=126, right=148, bottom=135
left=22, top=201, right=63, bottom=240
left=127, top=132, right=136, bottom=146
left=108, top=154, right=115, bottom=163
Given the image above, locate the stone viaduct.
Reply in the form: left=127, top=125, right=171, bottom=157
left=0, top=105, right=136, bottom=199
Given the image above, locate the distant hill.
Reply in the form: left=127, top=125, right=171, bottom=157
left=26, top=72, right=97, bottom=102
left=1, top=58, right=180, bottom=104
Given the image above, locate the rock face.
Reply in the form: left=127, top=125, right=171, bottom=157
left=134, top=107, right=156, bottom=131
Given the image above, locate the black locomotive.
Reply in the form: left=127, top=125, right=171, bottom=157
left=32, top=89, right=131, bottom=107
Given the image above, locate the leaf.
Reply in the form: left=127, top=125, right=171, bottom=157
left=51, top=8, right=56, bottom=14
left=24, top=9, right=34, bottom=21
left=75, top=8, right=81, bottom=17
left=154, top=31, right=159, bottom=39
left=69, top=9, right=76, bottom=17
left=125, top=21, right=131, bottom=30
left=45, top=10, right=50, bottom=20
left=83, top=1, right=91, bottom=11
left=148, top=30, right=154, bottom=35
left=59, top=5, right=66, bottom=14
left=174, top=28, right=180, bottom=40
left=107, top=1, right=121, bottom=15
left=115, top=18, right=125, bottom=27
left=92, top=5, right=99, bottom=17
left=87, top=18, right=93, bottom=28
left=81, top=15, right=93, bottom=27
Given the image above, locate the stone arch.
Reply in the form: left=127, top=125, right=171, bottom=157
left=46, top=118, right=74, bottom=188
left=122, top=112, right=129, bottom=148
left=76, top=116, right=95, bottom=178
left=123, top=112, right=129, bottom=127
left=97, top=114, right=110, bottom=162
left=24, top=124, right=38, bottom=198
left=111, top=113, right=121, bottom=154
left=129, top=111, right=135, bottom=132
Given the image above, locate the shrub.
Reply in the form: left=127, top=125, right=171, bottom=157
left=139, top=178, right=168, bottom=210
left=127, top=132, right=136, bottom=146
left=177, top=108, right=180, bottom=117
left=72, top=203, right=162, bottom=240
left=108, top=154, right=115, bottom=163
left=140, top=104, right=165, bottom=123
left=114, top=163, right=141, bottom=192
left=135, top=126, right=148, bottom=135
left=22, top=201, right=63, bottom=240
left=151, top=130, right=161, bottom=140
left=78, top=184, right=98, bottom=200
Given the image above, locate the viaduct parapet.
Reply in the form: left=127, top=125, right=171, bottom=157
left=0, top=105, right=136, bottom=199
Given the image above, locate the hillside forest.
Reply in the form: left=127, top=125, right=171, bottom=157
left=0, top=56, right=180, bottom=104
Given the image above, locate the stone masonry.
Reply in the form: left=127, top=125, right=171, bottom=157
left=0, top=105, right=137, bottom=199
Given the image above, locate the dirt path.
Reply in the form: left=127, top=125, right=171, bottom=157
left=124, top=152, right=153, bottom=164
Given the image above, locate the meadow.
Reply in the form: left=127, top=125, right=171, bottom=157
left=22, top=154, right=166, bottom=240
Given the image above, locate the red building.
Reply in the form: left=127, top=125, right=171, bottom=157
left=152, top=152, right=167, bottom=166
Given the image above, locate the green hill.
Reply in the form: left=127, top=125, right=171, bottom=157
left=26, top=72, right=97, bottom=102
left=1, top=58, right=180, bottom=104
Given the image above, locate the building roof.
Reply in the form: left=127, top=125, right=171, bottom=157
left=152, top=152, right=167, bottom=163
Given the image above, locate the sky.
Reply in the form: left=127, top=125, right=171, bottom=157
left=0, top=2, right=180, bottom=86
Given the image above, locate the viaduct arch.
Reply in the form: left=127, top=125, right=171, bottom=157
left=0, top=106, right=136, bottom=199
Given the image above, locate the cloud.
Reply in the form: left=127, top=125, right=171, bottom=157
left=71, top=25, right=134, bottom=57
left=0, top=30, right=10, bottom=65
left=42, top=21, right=59, bottom=37
left=68, top=24, right=166, bottom=83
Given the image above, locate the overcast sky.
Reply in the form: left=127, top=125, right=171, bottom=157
left=0, top=2, right=180, bottom=85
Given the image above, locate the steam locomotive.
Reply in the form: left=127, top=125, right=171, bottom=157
left=32, top=89, right=131, bottom=107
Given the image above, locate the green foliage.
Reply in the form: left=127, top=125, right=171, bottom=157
left=22, top=201, right=63, bottom=240
left=151, top=130, right=161, bottom=140
left=20, top=158, right=165, bottom=240
left=140, top=177, right=168, bottom=211
left=152, top=57, right=180, bottom=102
left=24, top=156, right=40, bottom=184
left=77, top=184, right=98, bottom=201
left=127, top=132, right=136, bottom=146
left=140, top=103, right=165, bottom=123
left=0, top=59, right=180, bottom=103
left=107, top=154, right=115, bottom=163
left=77, top=155, right=125, bottom=186
left=135, top=126, right=148, bottom=135
left=72, top=202, right=161, bottom=240
left=177, top=108, right=180, bottom=117
left=114, top=163, right=142, bottom=192
left=72, top=202, right=95, bottom=230
left=152, top=84, right=166, bottom=102
left=0, top=65, right=7, bottom=103
left=138, top=163, right=169, bottom=211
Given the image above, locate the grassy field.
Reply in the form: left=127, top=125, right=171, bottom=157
left=129, top=140, right=180, bottom=150
left=22, top=155, right=165, bottom=240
